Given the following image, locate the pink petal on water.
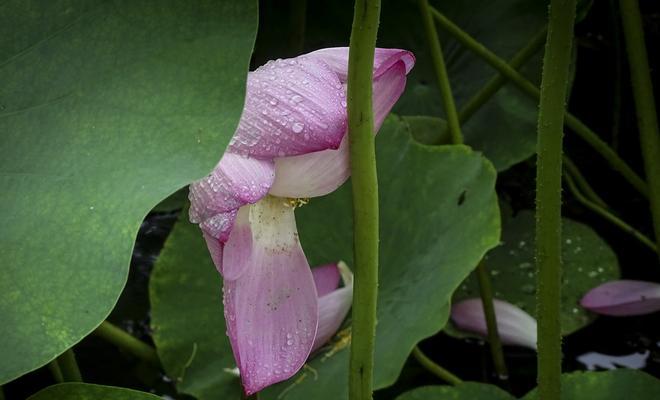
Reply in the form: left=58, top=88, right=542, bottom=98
left=580, top=280, right=660, bottom=316
left=222, top=197, right=318, bottom=395
left=189, top=153, right=274, bottom=226
left=227, top=57, right=347, bottom=159
left=312, top=262, right=353, bottom=352
left=269, top=59, right=410, bottom=198
left=451, top=298, right=538, bottom=350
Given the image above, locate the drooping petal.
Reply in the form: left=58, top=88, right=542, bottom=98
left=222, top=196, right=318, bottom=395
left=312, top=263, right=342, bottom=297
left=203, top=231, right=224, bottom=274
left=312, top=262, right=353, bottom=352
left=580, top=280, right=660, bottom=316
left=189, top=153, right=275, bottom=226
left=268, top=59, right=410, bottom=198
left=451, top=298, right=538, bottom=350
left=307, top=47, right=415, bottom=82
left=227, top=57, right=347, bottom=159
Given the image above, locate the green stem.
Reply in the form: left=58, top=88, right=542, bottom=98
left=347, top=0, right=381, bottom=399
left=417, top=0, right=462, bottom=144
left=57, top=349, right=82, bottom=382
left=0, top=386, right=4, bottom=400
left=620, top=0, right=660, bottom=259
left=535, top=1, right=576, bottom=399
left=93, top=321, right=160, bottom=367
left=458, top=26, right=547, bottom=125
left=47, top=360, right=64, bottom=383
left=418, top=0, right=509, bottom=380
left=564, top=172, right=657, bottom=252
left=411, top=346, right=463, bottom=386
left=563, top=156, right=609, bottom=209
left=475, top=262, right=509, bottom=379
left=430, top=7, right=648, bottom=197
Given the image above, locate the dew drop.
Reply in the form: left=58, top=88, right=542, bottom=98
left=292, top=122, right=304, bottom=133
left=291, top=94, right=303, bottom=103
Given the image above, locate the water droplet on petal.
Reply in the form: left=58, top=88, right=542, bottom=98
left=292, top=122, right=304, bottom=133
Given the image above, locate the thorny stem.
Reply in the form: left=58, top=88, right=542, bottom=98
left=620, top=0, right=660, bottom=261
left=475, top=262, right=509, bottom=380
left=418, top=0, right=508, bottom=380
left=534, top=1, right=576, bottom=399
left=430, top=6, right=648, bottom=197
left=93, top=321, right=160, bottom=367
left=411, top=346, right=463, bottom=386
left=347, top=0, right=381, bottom=399
left=564, top=170, right=657, bottom=253
left=458, top=26, right=548, bottom=126
left=417, top=0, right=462, bottom=144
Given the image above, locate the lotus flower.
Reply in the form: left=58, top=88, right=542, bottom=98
left=451, top=298, right=538, bottom=350
left=188, top=47, right=414, bottom=394
left=580, top=280, right=660, bottom=316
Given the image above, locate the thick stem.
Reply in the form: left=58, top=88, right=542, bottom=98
left=411, top=346, right=463, bottom=386
left=417, top=0, right=508, bottom=380
left=430, top=7, right=648, bottom=197
left=93, top=321, right=160, bottom=367
left=57, top=349, right=82, bottom=382
left=347, top=0, right=381, bottom=399
left=535, top=1, right=576, bottom=398
left=564, top=172, right=657, bottom=252
left=417, top=0, right=462, bottom=144
left=620, top=0, right=660, bottom=260
left=458, top=26, right=547, bottom=125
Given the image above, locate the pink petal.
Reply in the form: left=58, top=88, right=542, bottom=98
left=307, top=47, right=415, bottom=82
left=227, top=57, right=347, bottom=159
left=189, top=153, right=275, bottom=226
left=198, top=209, right=238, bottom=243
left=203, top=231, right=224, bottom=274
left=222, top=196, right=318, bottom=395
left=312, top=263, right=342, bottom=297
left=580, top=280, right=660, bottom=316
left=268, top=59, right=409, bottom=198
left=451, top=298, right=537, bottom=350
left=312, top=262, right=353, bottom=352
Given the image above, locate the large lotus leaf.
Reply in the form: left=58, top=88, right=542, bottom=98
left=28, top=383, right=161, bottom=400
left=394, top=370, right=660, bottom=400
left=0, top=0, right=257, bottom=384
left=452, top=210, right=620, bottom=336
left=523, top=370, right=660, bottom=399
left=395, top=382, right=514, bottom=400
left=149, top=116, right=500, bottom=399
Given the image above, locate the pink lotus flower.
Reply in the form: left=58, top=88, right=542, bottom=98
left=188, top=47, right=414, bottom=394
left=580, top=280, right=660, bottom=316
left=451, top=298, right=538, bottom=350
